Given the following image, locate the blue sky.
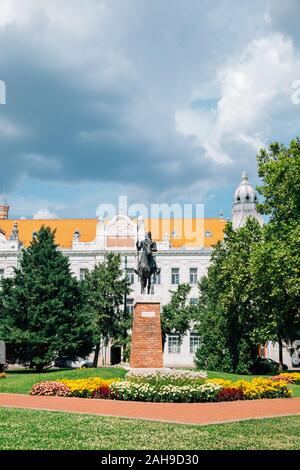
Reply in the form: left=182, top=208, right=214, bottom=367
left=0, top=0, right=299, bottom=220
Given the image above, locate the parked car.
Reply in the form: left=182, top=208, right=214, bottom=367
left=251, top=357, right=288, bottom=374
left=291, top=348, right=300, bottom=367
left=54, top=356, right=93, bottom=369
left=0, top=341, right=6, bottom=372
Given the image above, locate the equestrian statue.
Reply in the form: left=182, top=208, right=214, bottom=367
left=135, top=231, right=160, bottom=294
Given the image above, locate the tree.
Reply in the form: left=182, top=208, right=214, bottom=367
left=252, top=140, right=300, bottom=368
left=0, top=227, right=95, bottom=372
left=250, top=221, right=300, bottom=370
left=256, top=138, right=300, bottom=224
left=195, top=219, right=262, bottom=374
left=161, top=283, right=194, bottom=350
left=83, top=253, right=131, bottom=367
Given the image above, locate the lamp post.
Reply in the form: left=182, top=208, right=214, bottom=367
left=124, top=255, right=128, bottom=315
left=122, top=255, right=128, bottom=364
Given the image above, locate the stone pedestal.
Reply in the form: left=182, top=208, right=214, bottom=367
left=130, top=295, right=163, bottom=368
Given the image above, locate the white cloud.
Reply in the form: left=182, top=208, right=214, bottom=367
left=175, top=34, right=300, bottom=164
left=33, top=208, right=58, bottom=219
left=0, top=117, right=27, bottom=139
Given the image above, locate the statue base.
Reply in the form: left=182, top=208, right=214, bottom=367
left=130, top=295, right=163, bottom=368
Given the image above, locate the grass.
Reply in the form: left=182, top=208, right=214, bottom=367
left=0, top=367, right=299, bottom=397
left=0, top=367, right=127, bottom=394
left=0, top=408, right=299, bottom=450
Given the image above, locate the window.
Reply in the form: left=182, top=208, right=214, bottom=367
left=153, top=271, right=161, bottom=284
left=190, top=333, right=201, bottom=354
left=190, top=298, right=198, bottom=306
left=171, top=268, right=179, bottom=285
left=127, top=268, right=135, bottom=285
left=127, top=298, right=134, bottom=314
left=0, top=269, right=4, bottom=280
left=205, top=231, right=212, bottom=237
left=79, top=268, right=88, bottom=281
left=189, top=267, right=198, bottom=284
left=168, top=334, right=181, bottom=354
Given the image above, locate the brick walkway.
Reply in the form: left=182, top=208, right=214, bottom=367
left=1, top=394, right=300, bottom=425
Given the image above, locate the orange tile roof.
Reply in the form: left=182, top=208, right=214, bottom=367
left=0, top=218, right=226, bottom=249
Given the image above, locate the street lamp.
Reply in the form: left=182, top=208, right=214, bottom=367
left=124, top=255, right=128, bottom=315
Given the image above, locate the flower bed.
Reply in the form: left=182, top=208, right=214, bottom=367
left=30, top=378, right=116, bottom=399
left=59, top=377, right=116, bottom=398
left=31, top=381, right=70, bottom=397
left=125, top=369, right=207, bottom=386
left=109, top=380, right=221, bottom=403
left=271, top=373, right=300, bottom=385
left=29, top=372, right=292, bottom=402
left=208, top=377, right=291, bottom=399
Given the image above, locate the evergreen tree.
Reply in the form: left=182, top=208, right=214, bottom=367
left=83, top=253, right=131, bottom=367
left=0, top=227, right=95, bottom=372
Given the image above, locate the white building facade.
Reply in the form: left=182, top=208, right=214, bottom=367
left=0, top=173, right=296, bottom=368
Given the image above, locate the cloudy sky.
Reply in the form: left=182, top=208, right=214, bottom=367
left=0, top=0, right=299, bottom=219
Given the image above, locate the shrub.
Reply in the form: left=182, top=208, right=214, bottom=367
left=216, top=387, right=244, bottom=401
left=30, top=381, right=70, bottom=397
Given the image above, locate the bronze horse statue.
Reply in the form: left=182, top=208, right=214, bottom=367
left=135, top=232, right=160, bottom=294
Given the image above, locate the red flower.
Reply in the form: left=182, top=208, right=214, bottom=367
left=216, top=387, right=244, bottom=402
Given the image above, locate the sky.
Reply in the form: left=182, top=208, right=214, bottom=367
left=0, top=0, right=299, bottom=220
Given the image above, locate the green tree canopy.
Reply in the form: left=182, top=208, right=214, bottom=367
left=195, top=218, right=262, bottom=374
left=83, top=253, right=131, bottom=366
left=256, top=138, right=300, bottom=224
left=0, top=227, right=95, bottom=372
left=161, top=283, right=194, bottom=349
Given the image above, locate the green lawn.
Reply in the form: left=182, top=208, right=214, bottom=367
left=1, top=367, right=299, bottom=397
left=0, top=367, right=127, bottom=394
left=0, top=408, right=299, bottom=450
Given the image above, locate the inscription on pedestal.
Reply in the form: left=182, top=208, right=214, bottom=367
left=141, top=311, right=155, bottom=318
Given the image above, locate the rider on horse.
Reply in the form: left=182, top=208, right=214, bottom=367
left=135, top=231, right=161, bottom=278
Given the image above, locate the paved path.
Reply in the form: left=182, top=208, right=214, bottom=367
left=1, top=394, right=300, bottom=425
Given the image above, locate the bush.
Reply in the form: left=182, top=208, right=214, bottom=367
left=30, top=381, right=70, bottom=397
left=0, top=372, right=6, bottom=379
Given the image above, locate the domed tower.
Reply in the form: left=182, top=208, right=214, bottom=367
left=0, top=194, right=9, bottom=220
left=232, top=171, right=263, bottom=230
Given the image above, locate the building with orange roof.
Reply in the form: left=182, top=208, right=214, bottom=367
left=0, top=173, right=269, bottom=367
